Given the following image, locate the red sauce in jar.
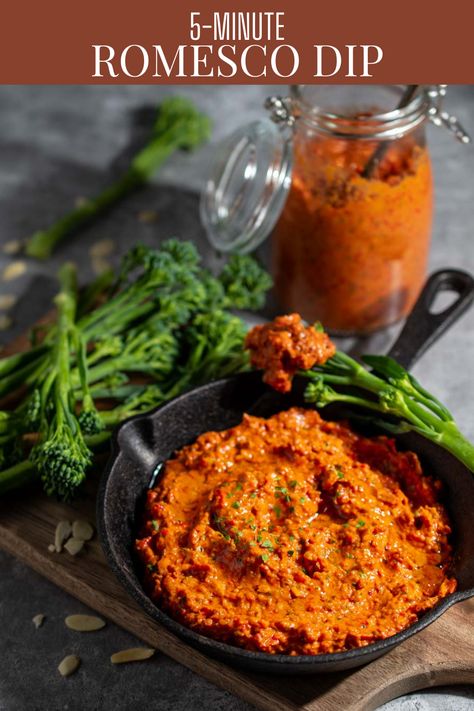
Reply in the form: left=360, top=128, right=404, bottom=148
left=272, top=133, right=433, bottom=334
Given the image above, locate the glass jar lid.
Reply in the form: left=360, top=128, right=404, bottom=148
left=200, top=119, right=293, bottom=254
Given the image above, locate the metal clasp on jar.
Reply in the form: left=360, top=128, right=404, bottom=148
left=264, top=96, right=296, bottom=127
left=426, top=85, right=471, bottom=144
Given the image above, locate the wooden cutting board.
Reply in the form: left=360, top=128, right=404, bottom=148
left=1, top=334, right=474, bottom=711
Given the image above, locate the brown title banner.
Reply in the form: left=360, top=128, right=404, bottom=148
left=1, top=0, right=473, bottom=84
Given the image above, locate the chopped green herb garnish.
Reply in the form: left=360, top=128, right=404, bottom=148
left=261, top=553, right=270, bottom=563
left=299, top=497, right=307, bottom=504
left=261, top=540, right=273, bottom=550
left=288, top=480, right=298, bottom=489
left=231, top=501, right=240, bottom=509
left=151, top=520, right=159, bottom=531
left=273, top=505, right=282, bottom=518
left=356, top=519, right=366, bottom=528
left=287, top=550, right=294, bottom=557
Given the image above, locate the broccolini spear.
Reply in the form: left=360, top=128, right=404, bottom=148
left=31, top=263, right=94, bottom=498
left=304, top=351, right=474, bottom=471
left=25, top=97, right=211, bottom=259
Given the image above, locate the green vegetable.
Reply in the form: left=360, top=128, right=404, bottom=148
left=25, top=97, right=211, bottom=259
left=31, top=263, right=92, bottom=498
left=303, top=349, right=474, bottom=473
left=0, top=240, right=271, bottom=499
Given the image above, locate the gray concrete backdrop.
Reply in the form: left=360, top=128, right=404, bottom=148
left=0, top=85, right=473, bottom=711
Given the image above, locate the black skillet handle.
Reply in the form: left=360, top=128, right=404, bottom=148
left=387, top=269, right=474, bottom=370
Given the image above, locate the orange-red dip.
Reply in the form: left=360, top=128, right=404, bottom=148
left=244, top=313, right=336, bottom=393
left=136, top=408, right=456, bottom=655
left=272, top=134, right=433, bottom=334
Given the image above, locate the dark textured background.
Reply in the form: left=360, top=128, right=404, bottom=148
left=0, top=85, right=473, bottom=711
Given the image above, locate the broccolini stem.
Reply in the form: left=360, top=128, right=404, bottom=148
left=0, top=460, right=37, bottom=494
left=0, top=345, right=47, bottom=380
left=306, top=349, right=474, bottom=473
left=25, top=172, right=143, bottom=259
left=24, top=97, right=211, bottom=259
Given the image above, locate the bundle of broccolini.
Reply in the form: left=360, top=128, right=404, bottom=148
left=0, top=239, right=272, bottom=499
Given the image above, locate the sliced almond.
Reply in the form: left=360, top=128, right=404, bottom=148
left=91, top=257, right=112, bottom=276
left=2, top=240, right=22, bottom=256
left=89, top=238, right=114, bottom=258
left=54, top=521, right=72, bottom=552
left=0, top=314, right=12, bottom=331
left=74, top=196, right=90, bottom=208
left=32, top=614, right=45, bottom=628
left=58, top=654, right=81, bottom=677
left=65, top=614, right=106, bottom=632
left=110, top=647, right=155, bottom=664
left=137, top=210, right=158, bottom=224
left=0, top=294, right=17, bottom=310
left=72, top=520, right=94, bottom=542
left=64, top=537, right=84, bottom=556
left=2, top=261, right=27, bottom=282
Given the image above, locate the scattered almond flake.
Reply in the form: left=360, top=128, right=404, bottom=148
left=47, top=544, right=56, bottom=553
left=32, top=614, right=45, bottom=628
left=0, top=294, right=17, bottom=310
left=137, top=210, right=158, bottom=224
left=74, top=196, right=90, bottom=208
left=2, top=261, right=27, bottom=282
left=91, top=257, right=112, bottom=276
left=58, top=654, right=81, bottom=677
left=0, top=315, right=12, bottom=331
left=110, top=648, right=155, bottom=664
left=72, top=520, right=94, bottom=542
left=2, top=240, right=22, bottom=256
left=89, top=238, right=114, bottom=258
left=54, top=521, right=72, bottom=553
left=65, top=614, right=106, bottom=632
left=64, top=537, right=84, bottom=556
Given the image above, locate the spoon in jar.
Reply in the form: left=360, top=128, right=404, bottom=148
left=361, top=85, right=419, bottom=179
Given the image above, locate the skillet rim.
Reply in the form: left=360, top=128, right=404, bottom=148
left=97, top=371, right=474, bottom=670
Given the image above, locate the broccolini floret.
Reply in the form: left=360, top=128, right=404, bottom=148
left=32, top=264, right=93, bottom=498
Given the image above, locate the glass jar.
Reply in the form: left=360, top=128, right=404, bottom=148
left=273, top=86, right=433, bottom=334
left=201, top=85, right=469, bottom=335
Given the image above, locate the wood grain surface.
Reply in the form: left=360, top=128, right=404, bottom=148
left=1, top=331, right=474, bottom=711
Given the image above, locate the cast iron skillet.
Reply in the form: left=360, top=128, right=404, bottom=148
left=98, top=269, right=474, bottom=675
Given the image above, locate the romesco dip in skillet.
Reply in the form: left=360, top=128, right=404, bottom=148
left=135, top=409, right=456, bottom=655
left=135, top=319, right=456, bottom=656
